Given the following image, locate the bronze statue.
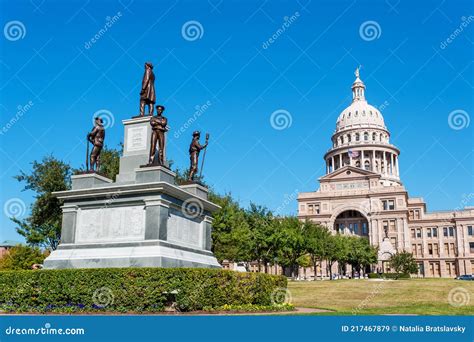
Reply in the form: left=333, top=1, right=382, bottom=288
left=87, top=117, right=105, bottom=172
left=188, top=131, right=209, bottom=181
left=148, top=105, right=168, bottom=166
left=139, top=62, right=156, bottom=116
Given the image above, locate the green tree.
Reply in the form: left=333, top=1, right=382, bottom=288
left=97, top=145, right=121, bottom=181
left=209, top=193, right=253, bottom=266
left=0, top=245, right=48, bottom=270
left=246, top=204, right=277, bottom=272
left=12, top=156, right=72, bottom=250
left=274, top=217, right=306, bottom=279
left=325, top=234, right=349, bottom=279
left=389, top=251, right=418, bottom=276
left=347, top=237, right=378, bottom=277
left=305, top=222, right=331, bottom=280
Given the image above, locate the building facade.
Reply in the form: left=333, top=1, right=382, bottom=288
left=297, top=69, right=474, bottom=278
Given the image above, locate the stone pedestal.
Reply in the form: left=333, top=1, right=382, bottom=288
left=43, top=117, right=221, bottom=270
left=116, top=116, right=152, bottom=183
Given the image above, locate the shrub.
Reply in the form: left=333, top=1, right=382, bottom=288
left=0, top=268, right=286, bottom=313
left=382, top=273, right=410, bottom=279
left=0, top=245, right=48, bottom=270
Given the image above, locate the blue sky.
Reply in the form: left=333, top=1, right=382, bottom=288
left=1, top=0, right=473, bottom=242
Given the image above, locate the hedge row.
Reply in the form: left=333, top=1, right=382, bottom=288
left=0, top=268, right=287, bottom=313
left=368, top=273, right=410, bottom=279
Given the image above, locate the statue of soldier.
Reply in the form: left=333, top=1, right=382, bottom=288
left=87, top=117, right=105, bottom=172
left=188, top=131, right=208, bottom=181
left=148, top=105, right=168, bottom=165
left=139, top=62, right=156, bottom=116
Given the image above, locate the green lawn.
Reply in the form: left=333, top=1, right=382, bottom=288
left=288, top=278, right=474, bottom=315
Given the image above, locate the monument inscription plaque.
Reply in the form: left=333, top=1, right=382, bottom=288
left=76, top=206, right=145, bottom=243
left=127, top=126, right=147, bottom=152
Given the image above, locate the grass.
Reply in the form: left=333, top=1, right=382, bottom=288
left=288, top=278, right=474, bottom=315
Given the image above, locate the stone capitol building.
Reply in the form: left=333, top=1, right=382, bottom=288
left=297, top=69, right=474, bottom=278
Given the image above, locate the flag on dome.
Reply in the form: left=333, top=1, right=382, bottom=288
left=348, top=149, right=359, bottom=158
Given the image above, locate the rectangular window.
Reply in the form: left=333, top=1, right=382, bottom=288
left=390, top=237, right=397, bottom=248
left=411, top=229, right=416, bottom=239
left=433, top=227, right=438, bottom=237
left=428, top=243, right=433, bottom=255
left=470, top=242, right=474, bottom=254
left=433, top=243, right=439, bottom=256
left=414, top=210, right=420, bottom=220
left=444, top=243, right=449, bottom=256
left=389, top=220, right=396, bottom=232
left=354, top=223, right=359, bottom=234
left=307, top=204, right=314, bottom=214
left=412, top=244, right=417, bottom=256
left=315, top=203, right=320, bottom=214
left=443, top=227, right=448, bottom=237
left=409, top=210, right=414, bottom=220
left=450, top=243, right=456, bottom=255
left=382, top=199, right=395, bottom=210
left=416, top=228, right=422, bottom=238
left=449, top=227, right=455, bottom=237
left=468, top=226, right=473, bottom=236
left=417, top=244, right=422, bottom=256
left=362, top=223, right=367, bottom=234
left=427, top=228, right=432, bottom=238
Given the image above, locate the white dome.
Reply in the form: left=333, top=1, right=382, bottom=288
left=336, top=100, right=386, bottom=132
left=335, top=69, right=386, bottom=132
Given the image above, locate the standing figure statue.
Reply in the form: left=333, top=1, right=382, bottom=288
left=87, top=117, right=105, bottom=172
left=188, top=131, right=209, bottom=182
left=148, top=105, right=168, bottom=166
left=139, top=62, right=156, bottom=116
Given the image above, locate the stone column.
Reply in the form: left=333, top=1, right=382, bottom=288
left=349, top=152, right=352, bottom=167
left=339, top=154, right=342, bottom=168
left=383, top=152, right=387, bottom=175
left=439, top=225, right=445, bottom=257
left=371, top=150, right=375, bottom=172
left=331, top=156, right=335, bottom=172
left=390, top=154, right=394, bottom=175
left=144, top=198, right=170, bottom=240
left=60, top=205, right=79, bottom=244
left=403, top=218, right=410, bottom=250
left=361, top=150, right=366, bottom=170
left=326, top=160, right=329, bottom=174
left=395, top=155, right=400, bottom=176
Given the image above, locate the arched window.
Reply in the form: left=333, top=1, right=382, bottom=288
left=380, top=134, right=383, bottom=142
left=347, top=134, right=351, bottom=142
left=355, top=160, right=361, bottom=168
left=364, top=160, right=370, bottom=171
left=364, top=132, right=369, bottom=141
left=372, top=132, right=376, bottom=141
left=355, top=133, right=360, bottom=141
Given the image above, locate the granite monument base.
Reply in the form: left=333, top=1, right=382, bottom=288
left=44, top=117, right=221, bottom=269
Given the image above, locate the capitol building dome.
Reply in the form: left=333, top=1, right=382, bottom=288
left=324, top=68, right=401, bottom=185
